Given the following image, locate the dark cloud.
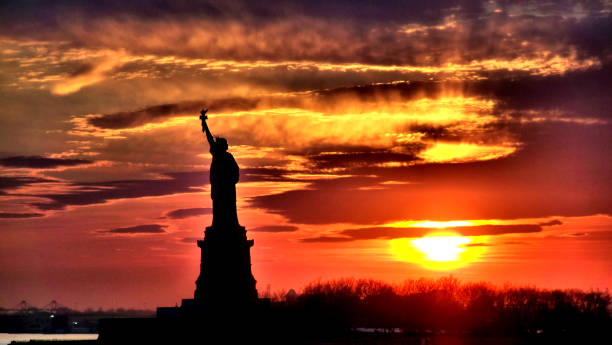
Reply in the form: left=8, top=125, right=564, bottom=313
left=566, top=231, right=612, bottom=241
left=251, top=122, right=612, bottom=224
left=461, top=243, right=491, bottom=247
left=7, top=1, right=583, bottom=30
left=87, top=98, right=259, bottom=129
left=311, top=69, right=612, bottom=124
left=503, top=241, right=528, bottom=245
left=0, top=176, right=54, bottom=192
left=299, top=235, right=353, bottom=243
left=302, top=224, right=541, bottom=243
left=539, top=219, right=563, bottom=227
left=315, top=70, right=612, bottom=121
left=70, top=63, right=96, bottom=77
left=79, top=81, right=456, bottom=134
left=307, top=150, right=422, bottom=169
left=80, top=66, right=612, bottom=137
left=342, top=224, right=542, bottom=240
left=288, top=144, right=385, bottom=156
left=2, top=1, right=609, bottom=67
left=403, top=123, right=501, bottom=145
left=31, top=172, right=207, bottom=211
left=473, top=68, right=612, bottom=119
left=85, top=82, right=436, bottom=130
left=250, top=225, right=298, bottom=232
left=29, top=168, right=289, bottom=211
left=0, top=156, right=92, bottom=169
left=240, top=168, right=295, bottom=182
left=314, top=81, right=447, bottom=102
left=0, top=1, right=465, bottom=37
left=164, top=207, right=211, bottom=219
left=0, top=212, right=44, bottom=219
left=102, top=224, right=166, bottom=234
left=0, top=0, right=223, bottom=25
left=408, top=124, right=454, bottom=141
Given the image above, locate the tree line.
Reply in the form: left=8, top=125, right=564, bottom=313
left=266, top=276, right=611, bottom=338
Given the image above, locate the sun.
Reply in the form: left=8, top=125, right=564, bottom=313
left=411, top=234, right=470, bottom=261
left=389, top=231, right=487, bottom=270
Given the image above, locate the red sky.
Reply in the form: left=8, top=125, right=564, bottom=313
left=1, top=0, right=611, bottom=310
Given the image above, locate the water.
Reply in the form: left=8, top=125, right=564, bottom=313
left=0, top=333, right=98, bottom=345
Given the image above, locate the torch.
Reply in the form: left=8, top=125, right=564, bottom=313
left=199, top=109, right=209, bottom=133
left=199, top=108, right=208, bottom=121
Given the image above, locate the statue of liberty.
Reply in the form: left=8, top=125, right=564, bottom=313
left=199, top=109, right=240, bottom=228
left=194, top=109, right=257, bottom=305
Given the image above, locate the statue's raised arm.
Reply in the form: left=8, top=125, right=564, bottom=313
left=199, top=109, right=215, bottom=149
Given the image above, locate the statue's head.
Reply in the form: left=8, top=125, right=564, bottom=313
left=216, top=137, right=228, bottom=152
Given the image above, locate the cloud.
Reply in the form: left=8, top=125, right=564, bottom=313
left=559, top=231, right=612, bottom=241
left=301, top=224, right=542, bottom=243
left=299, top=235, right=353, bottom=243
left=60, top=72, right=610, bottom=179
left=0, top=156, right=92, bottom=169
left=408, top=124, right=455, bottom=141
left=240, top=168, right=294, bottom=182
left=51, top=54, right=127, bottom=95
left=2, top=1, right=608, bottom=106
left=68, top=82, right=523, bottom=167
left=180, top=237, right=201, bottom=243
left=342, top=224, right=542, bottom=239
left=461, top=243, right=491, bottom=247
left=61, top=73, right=609, bottom=174
left=73, top=70, right=612, bottom=139
left=250, top=225, right=298, bottom=232
left=539, top=219, right=563, bottom=227
left=472, top=69, right=612, bottom=120
left=75, top=83, right=434, bottom=130
left=102, top=224, right=166, bottom=234
left=2, top=1, right=608, bottom=69
left=503, top=241, right=528, bottom=245
left=28, top=168, right=289, bottom=211
left=1, top=1, right=610, bottom=235
left=251, top=122, right=612, bottom=223
left=0, top=212, right=44, bottom=218
left=86, top=97, right=259, bottom=130
left=164, top=207, right=211, bottom=219
left=307, top=150, right=423, bottom=169
left=0, top=176, right=54, bottom=192
left=31, top=171, right=207, bottom=210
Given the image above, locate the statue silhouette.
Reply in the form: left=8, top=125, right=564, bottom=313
left=195, top=109, right=257, bottom=305
left=200, top=109, right=239, bottom=228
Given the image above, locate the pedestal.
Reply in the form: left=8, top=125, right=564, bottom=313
left=194, top=225, right=258, bottom=306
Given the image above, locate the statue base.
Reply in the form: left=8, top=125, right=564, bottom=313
left=194, top=224, right=258, bottom=307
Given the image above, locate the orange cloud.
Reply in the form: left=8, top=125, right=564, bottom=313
left=51, top=52, right=129, bottom=95
left=418, top=142, right=518, bottom=163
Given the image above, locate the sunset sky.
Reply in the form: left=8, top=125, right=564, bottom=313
left=1, top=0, right=611, bottom=310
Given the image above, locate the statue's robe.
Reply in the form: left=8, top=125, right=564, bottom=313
left=209, top=145, right=239, bottom=227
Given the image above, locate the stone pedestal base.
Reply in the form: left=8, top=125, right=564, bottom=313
left=194, top=225, right=258, bottom=306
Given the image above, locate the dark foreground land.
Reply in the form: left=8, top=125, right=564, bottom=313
left=6, top=333, right=611, bottom=345
left=7, top=277, right=612, bottom=344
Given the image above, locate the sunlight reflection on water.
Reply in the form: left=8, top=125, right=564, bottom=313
left=0, top=333, right=98, bottom=345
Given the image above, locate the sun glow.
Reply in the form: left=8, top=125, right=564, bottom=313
left=410, top=220, right=473, bottom=228
left=412, top=234, right=470, bottom=261
left=389, top=232, right=487, bottom=270
left=386, top=219, right=497, bottom=228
